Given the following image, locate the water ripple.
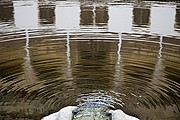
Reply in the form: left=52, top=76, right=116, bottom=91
left=0, top=28, right=180, bottom=119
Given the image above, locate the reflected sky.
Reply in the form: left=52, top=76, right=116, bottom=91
left=108, top=5, right=133, bottom=32
left=13, top=1, right=39, bottom=28
left=150, top=4, right=176, bottom=35
left=0, top=0, right=179, bottom=35
left=56, top=2, right=80, bottom=29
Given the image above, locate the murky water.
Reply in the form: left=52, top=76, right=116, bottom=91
left=0, top=0, right=180, bottom=120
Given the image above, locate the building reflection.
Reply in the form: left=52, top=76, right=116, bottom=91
left=80, top=5, right=93, bottom=25
left=80, top=2, right=108, bottom=29
left=119, top=34, right=160, bottom=109
left=132, top=7, right=150, bottom=32
left=72, top=40, right=116, bottom=90
left=175, top=6, right=180, bottom=32
left=38, top=1, right=55, bottom=26
left=133, top=8, right=150, bottom=26
left=0, top=1, right=14, bottom=22
left=95, top=6, right=109, bottom=26
left=0, top=0, right=179, bottom=36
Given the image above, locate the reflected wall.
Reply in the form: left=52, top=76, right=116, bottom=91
left=133, top=8, right=150, bottom=26
left=132, top=7, right=150, bottom=32
left=0, top=1, right=179, bottom=35
left=38, top=1, right=55, bottom=26
left=80, top=3, right=108, bottom=29
left=175, top=5, right=180, bottom=32
left=0, top=1, right=13, bottom=22
left=72, top=40, right=116, bottom=90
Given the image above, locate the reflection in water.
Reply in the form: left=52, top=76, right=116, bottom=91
left=108, top=5, right=133, bottom=32
left=117, top=32, right=122, bottom=64
left=73, top=39, right=115, bottom=90
left=0, top=30, right=180, bottom=119
left=0, top=0, right=14, bottom=30
left=0, top=1, right=13, bottom=22
left=150, top=4, right=176, bottom=35
left=14, top=1, right=38, bottom=28
left=80, top=4, right=93, bottom=25
left=133, top=8, right=150, bottom=26
left=80, top=2, right=108, bottom=29
left=133, top=7, right=150, bottom=32
left=0, top=1, right=180, bottom=120
left=55, top=1, right=80, bottom=29
left=38, top=1, right=55, bottom=26
left=66, top=31, right=71, bottom=66
left=1, top=0, right=179, bottom=34
left=95, top=6, right=109, bottom=26
left=175, top=6, right=180, bottom=31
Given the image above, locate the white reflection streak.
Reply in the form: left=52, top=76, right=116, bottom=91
left=157, top=35, right=163, bottom=70
left=117, top=32, right=122, bottom=64
left=66, top=31, right=71, bottom=66
left=93, top=3, right=96, bottom=27
left=65, top=31, right=73, bottom=87
left=23, top=29, right=38, bottom=85
left=25, top=29, right=30, bottom=62
left=153, top=35, right=164, bottom=80
left=113, top=32, right=124, bottom=100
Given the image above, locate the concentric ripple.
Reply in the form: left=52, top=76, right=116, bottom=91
left=0, top=29, right=180, bottom=120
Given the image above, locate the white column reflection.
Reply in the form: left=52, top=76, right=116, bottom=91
left=150, top=4, right=176, bottom=35
left=113, top=33, right=124, bottom=99
left=92, top=2, right=96, bottom=27
left=117, top=32, right=122, bottom=64
left=25, top=29, right=30, bottom=62
left=153, top=35, right=164, bottom=81
left=64, top=31, right=73, bottom=86
left=108, top=5, right=133, bottom=32
left=66, top=31, right=71, bottom=66
left=55, top=1, right=80, bottom=30
left=23, top=29, right=37, bottom=84
left=13, top=1, right=38, bottom=29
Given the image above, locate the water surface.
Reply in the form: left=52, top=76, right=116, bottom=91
left=0, top=0, right=180, bottom=120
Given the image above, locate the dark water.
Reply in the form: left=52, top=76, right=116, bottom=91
left=0, top=0, right=180, bottom=120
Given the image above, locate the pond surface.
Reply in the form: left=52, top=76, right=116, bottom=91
left=0, top=0, right=180, bottom=120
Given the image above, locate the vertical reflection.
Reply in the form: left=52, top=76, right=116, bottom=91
left=55, top=1, right=80, bottom=29
left=23, top=29, right=37, bottom=83
left=80, top=3, right=93, bottom=26
left=38, top=1, right=55, bottom=26
left=66, top=31, right=71, bottom=66
left=95, top=5, right=109, bottom=26
left=150, top=4, right=176, bottom=35
left=108, top=5, right=133, bottom=32
left=73, top=40, right=113, bottom=90
left=133, top=7, right=150, bottom=32
left=80, top=2, right=108, bottom=29
left=153, top=35, right=164, bottom=81
left=0, top=1, right=14, bottom=22
left=113, top=33, right=124, bottom=98
left=0, top=1, right=14, bottom=30
left=14, top=1, right=38, bottom=28
left=66, top=31, right=73, bottom=87
left=133, top=8, right=150, bottom=26
left=117, top=33, right=122, bottom=64
left=175, top=6, right=180, bottom=33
